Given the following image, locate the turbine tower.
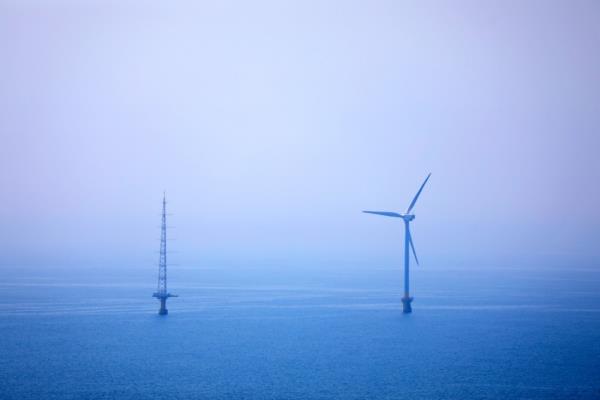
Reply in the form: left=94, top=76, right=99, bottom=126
left=153, top=193, right=177, bottom=315
left=363, top=173, right=431, bottom=313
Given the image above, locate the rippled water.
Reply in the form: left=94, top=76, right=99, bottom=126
left=1, top=266, right=599, bottom=399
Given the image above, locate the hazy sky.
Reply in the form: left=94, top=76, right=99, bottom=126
left=1, top=0, right=599, bottom=271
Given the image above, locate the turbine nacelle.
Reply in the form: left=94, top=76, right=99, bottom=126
left=403, top=214, right=415, bottom=222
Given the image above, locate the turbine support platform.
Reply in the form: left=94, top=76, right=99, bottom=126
left=402, top=296, right=413, bottom=313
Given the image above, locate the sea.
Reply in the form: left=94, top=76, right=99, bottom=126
left=1, top=265, right=599, bottom=399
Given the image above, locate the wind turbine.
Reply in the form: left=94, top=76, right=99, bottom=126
left=363, top=173, right=431, bottom=313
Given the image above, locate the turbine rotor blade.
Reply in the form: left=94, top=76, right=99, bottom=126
left=362, top=211, right=403, bottom=218
left=406, top=173, right=432, bottom=214
left=408, top=228, right=419, bottom=265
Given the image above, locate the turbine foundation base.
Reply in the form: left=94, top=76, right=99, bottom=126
left=402, top=296, right=413, bottom=313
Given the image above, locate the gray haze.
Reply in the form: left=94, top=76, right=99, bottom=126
left=1, top=0, right=599, bottom=272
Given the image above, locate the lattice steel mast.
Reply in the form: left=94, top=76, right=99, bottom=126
left=153, top=192, right=176, bottom=315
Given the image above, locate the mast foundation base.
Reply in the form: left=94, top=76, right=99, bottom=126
left=158, top=298, right=168, bottom=315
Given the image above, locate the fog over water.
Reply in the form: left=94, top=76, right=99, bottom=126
left=1, top=0, right=599, bottom=273
left=1, top=2, right=599, bottom=399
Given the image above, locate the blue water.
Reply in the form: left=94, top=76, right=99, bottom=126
left=1, top=266, right=599, bottom=399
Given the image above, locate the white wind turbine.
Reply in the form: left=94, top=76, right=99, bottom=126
left=364, top=173, right=431, bottom=313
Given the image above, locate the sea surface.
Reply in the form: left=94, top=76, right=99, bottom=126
left=1, top=266, right=599, bottom=399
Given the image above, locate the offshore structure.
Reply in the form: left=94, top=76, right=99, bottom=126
left=363, top=173, right=431, bottom=313
left=153, top=193, right=177, bottom=315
